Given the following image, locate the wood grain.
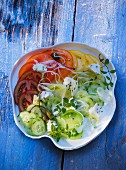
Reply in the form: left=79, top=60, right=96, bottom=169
left=0, top=0, right=75, bottom=169
left=0, top=0, right=126, bottom=169
left=63, top=0, right=126, bottom=169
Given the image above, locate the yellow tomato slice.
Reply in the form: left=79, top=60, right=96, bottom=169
left=68, top=50, right=88, bottom=71
left=85, top=54, right=102, bottom=67
left=68, top=50, right=102, bottom=71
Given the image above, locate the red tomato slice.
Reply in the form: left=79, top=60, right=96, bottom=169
left=14, top=79, right=38, bottom=104
left=45, top=49, right=74, bottom=69
left=19, top=71, right=42, bottom=83
left=54, top=68, right=73, bottom=81
left=26, top=52, right=53, bottom=63
left=18, top=62, right=34, bottom=78
left=19, top=90, right=38, bottom=112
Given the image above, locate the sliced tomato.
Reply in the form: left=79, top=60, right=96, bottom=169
left=18, top=62, right=34, bottom=78
left=14, top=79, right=38, bottom=104
left=19, top=90, right=38, bottom=112
left=54, top=67, right=73, bottom=82
left=26, top=52, right=53, bottom=63
left=59, top=68, right=72, bottom=79
left=19, top=71, right=42, bottom=83
left=44, top=49, right=74, bottom=69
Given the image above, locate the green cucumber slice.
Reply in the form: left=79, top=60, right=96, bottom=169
left=26, top=104, right=35, bottom=112
left=57, top=110, right=84, bottom=130
left=31, top=120, right=46, bottom=136
left=19, top=111, right=29, bottom=120
left=20, top=112, right=37, bottom=128
left=69, top=130, right=83, bottom=140
left=31, top=106, right=42, bottom=117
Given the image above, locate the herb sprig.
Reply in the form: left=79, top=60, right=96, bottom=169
left=54, top=98, right=77, bottom=114
left=48, top=124, right=79, bottom=141
left=98, top=54, right=116, bottom=89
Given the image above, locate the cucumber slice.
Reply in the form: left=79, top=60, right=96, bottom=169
left=19, top=111, right=29, bottom=119
left=75, top=90, right=88, bottom=99
left=57, top=110, right=84, bottom=130
left=21, top=113, right=37, bottom=128
left=31, top=106, right=42, bottom=117
left=48, top=84, right=66, bottom=99
left=26, top=104, right=35, bottom=112
left=81, top=96, right=94, bottom=106
left=31, top=120, right=46, bottom=136
left=56, top=117, right=66, bottom=127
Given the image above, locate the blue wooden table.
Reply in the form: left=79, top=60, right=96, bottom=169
left=0, top=0, right=126, bottom=169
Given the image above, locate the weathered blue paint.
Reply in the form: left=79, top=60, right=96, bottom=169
left=0, top=0, right=126, bottom=169
left=63, top=0, right=126, bottom=170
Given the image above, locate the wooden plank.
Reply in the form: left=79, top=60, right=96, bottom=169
left=0, top=0, right=75, bottom=169
left=63, top=0, right=126, bottom=169
left=104, top=0, right=126, bottom=169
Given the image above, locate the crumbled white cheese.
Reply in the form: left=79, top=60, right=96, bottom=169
left=40, top=91, right=53, bottom=100
left=33, top=63, right=47, bottom=72
left=88, top=64, right=100, bottom=74
left=53, top=110, right=59, bottom=116
left=47, top=120, right=57, bottom=132
left=63, top=77, right=78, bottom=96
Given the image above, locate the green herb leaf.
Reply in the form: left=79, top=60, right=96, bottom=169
left=54, top=108, right=58, bottom=112
left=109, top=82, right=113, bottom=87
left=57, top=105, right=60, bottom=110
left=62, top=107, right=66, bottom=113
left=71, top=102, right=76, bottom=107
left=105, top=59, right=109, bottom=64
left=63, top=98, right=69, bottom=103
left=66, top=124, right=68, bottom=130
left=110, top=70, right=116, bottom=73
left=104, top=81, right=109, bottom=86
left=106, top=76, right=110, bottom=80
left=101, top=71, right=108, bottom=74
left=66, top=103, right=71, bottom=107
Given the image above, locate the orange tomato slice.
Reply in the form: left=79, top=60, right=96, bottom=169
left=26, top=52, right=53, bottom=63
left=18, top=62, right=34, bottom=78
left=44, top=49, right=74, bottom=69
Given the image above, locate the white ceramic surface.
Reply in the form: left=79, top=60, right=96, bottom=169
left=9, top=42, right=117, bottom=150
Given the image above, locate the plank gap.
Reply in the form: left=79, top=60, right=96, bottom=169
left=72, top=0, right=77, bottom=41
left=61, top=150, right=64, bottom=170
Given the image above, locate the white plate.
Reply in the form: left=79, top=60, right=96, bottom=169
left=9, top=42, right=117, bottom=150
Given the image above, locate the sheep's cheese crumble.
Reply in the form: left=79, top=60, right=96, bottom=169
left=63, top=77, right=78, bottom=96
left=40, top=91, right=53, bottom=99
left=47, top=120, right=57, bottom=132
left=33, top=63, right=47, bottom=72
left=88, top=63, right=100, bottom=74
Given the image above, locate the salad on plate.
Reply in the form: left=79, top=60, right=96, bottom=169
left=13, top=48, right=116, bottom=142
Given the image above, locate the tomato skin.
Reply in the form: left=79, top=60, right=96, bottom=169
left=44, top=49, right=74, bottom=68
left=19, top=90, right=38, bottom=112
left=26, top=49, right=74, bottom=68
left=18, top=62, right=34, bottom=78
left=14, top=79, right=38, bottom=104
left=26, top=52, right=53, bottom=63
left=18, top=49, right=74, bottom=81
left=19, top=71, right=42, bottom=83
left=55, top=68, right=73, bottom=81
